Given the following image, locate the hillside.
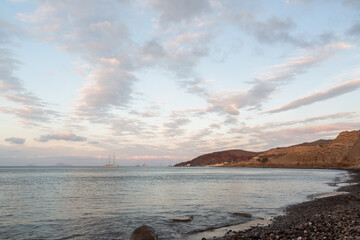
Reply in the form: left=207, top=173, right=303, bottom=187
left=175, top=130, right=360, bottom=170
left=174, top=149, right=260, bottom=167
left=292, top=139, right=332, bottom=147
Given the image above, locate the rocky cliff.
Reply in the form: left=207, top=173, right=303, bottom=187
left=176, top=130, right=360, bottom=170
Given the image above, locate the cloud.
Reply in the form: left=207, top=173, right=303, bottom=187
left=4, top=137, right=25, bottom=145
left=204, top=42, right=353, bottom=116
left=226, top=9, right=340, bottom=48
left=162, top=117, right=191, bottom=137
left=0, top=19, right=59, bottom=125
left=190, top=128, right=212, bottom=140
left=263, top=42, right=353, bottom=83
left=347, top=23, right=360, bottom=36
left=139, top=32, right=213, bottom=78
left=75, top=68, right=137, bottom=120
left=258, top=122, right=360, bottom=148
left=141, top=110, right=159, bottom=118
left=35, top=131, right=87, bottom=142
left=0, top=18, right=22, bottom=43
left=230, top=120, right=360, bottom=150
left=267, top=112, right=358, bottom=127
left=0, top=107, right=59, bottom=125
left=228, top=11, right=307, bottom=47
left=141, top=39, right=166, bottom=59
left=206, top=80, right=275, bottom=115
left=16, top=1, right=217, bottom=121
left=179, top=77, right=211, bottom=97
left=17, top=1, right=136, bottom=120
left=343, top=0, right=360, bottom=9
left=149, top=0, right=211, bottom=26
left=112, top=118, right=149, bottom=136
left=266, top=78, right=360, bottom=113
left=228, top=112, right=359, bottom=147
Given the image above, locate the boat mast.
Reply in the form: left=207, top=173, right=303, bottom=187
left=113, top=152, right=115, bottom=165
left=108, top=155, right=110, bottom=165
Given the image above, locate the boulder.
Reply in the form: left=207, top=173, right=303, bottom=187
left=232, top=212, right=252, bottom=218
left=172, top=216, right=194, bottom=222
left=130, top=225, right=158, bottom=240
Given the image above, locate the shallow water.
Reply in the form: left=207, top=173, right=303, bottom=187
left=0, top=167, right=347, bottom=239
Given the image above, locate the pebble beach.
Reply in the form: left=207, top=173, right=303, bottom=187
left=210, top=170, right=360, bottom=240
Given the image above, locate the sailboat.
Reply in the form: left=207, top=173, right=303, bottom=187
left=104, top=153, right=119, bottom=167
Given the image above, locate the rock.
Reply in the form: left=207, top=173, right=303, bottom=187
left=232, top=212, right=252, bottom=218
left=130, top=225, right=158, bottom=240
left=172, top=216, right=194, bottom=222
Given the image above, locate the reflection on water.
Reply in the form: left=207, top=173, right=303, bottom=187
left=0, top=167, right=347, bottom=239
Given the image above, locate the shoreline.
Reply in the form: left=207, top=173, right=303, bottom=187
left=203, top=170, right=360, bottom=240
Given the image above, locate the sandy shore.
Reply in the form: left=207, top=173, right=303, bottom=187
left=205, top=170, right=360, bottom=240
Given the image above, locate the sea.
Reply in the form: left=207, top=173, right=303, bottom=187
left=0, top=167, right=349, bottom=240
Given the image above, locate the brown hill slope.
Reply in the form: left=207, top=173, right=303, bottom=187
left=233, top=130, right=360, bottom=169
left=292, top=139, right=332, bottom=147
left=174, top=149, right=260, bottom=167
left=175, top=130, right=360, bottom=169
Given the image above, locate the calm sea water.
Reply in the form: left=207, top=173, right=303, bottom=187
left=0, top=167, right=347, bottom=239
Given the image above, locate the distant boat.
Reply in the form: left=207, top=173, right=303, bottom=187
left=104, top=153, right=119, bottom=167
left=136, top=160, right=147, bottom=167
left=136, top=160, right=141, bottom=167
left=135, top=161, right=147, bottom=167
left=168, top=160, right=173, bottom=167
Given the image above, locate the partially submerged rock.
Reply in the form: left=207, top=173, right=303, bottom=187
left=172, top=216, right=194, bottom=222
left=231, top=212, right=252, bottom=218
left=130, top=225, right=158, bottom=240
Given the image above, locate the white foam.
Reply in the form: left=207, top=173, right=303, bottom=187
left=309, top=191, right=348, bottom=199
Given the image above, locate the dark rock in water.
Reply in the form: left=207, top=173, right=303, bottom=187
left=130, top=225, right=158, bottom=240
left=232, top=212, right=252, bottom=218
left=172, top=216, right=194, bottom=222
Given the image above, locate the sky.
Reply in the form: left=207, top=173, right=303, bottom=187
left=1, top=0, right=360, bottom=166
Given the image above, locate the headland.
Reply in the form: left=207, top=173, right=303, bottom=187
left=175, top=130, right=360, bottom=170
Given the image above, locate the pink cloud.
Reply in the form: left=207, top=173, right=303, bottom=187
left=267, top=78, right=360, bottom=113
